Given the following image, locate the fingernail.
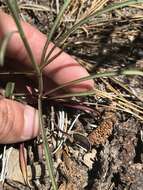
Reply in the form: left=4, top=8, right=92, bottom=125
left=22, top=105, right=39, bottom=141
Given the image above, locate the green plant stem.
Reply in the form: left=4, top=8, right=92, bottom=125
left=40, top=39, right=50, bottom=66
left=38, top=74, right=57, bottom=190
left=0, top=72, right=36, bottom=75
left=6, top=0, right=40, bottom=75
left=40, top=0, right=71, bottom=68
left=48, top=0, right=71, bottom=41
left=47, top=90, right=96, bottom=99
left=40, top=43, right=57, bottom=69
left=40, top=48, right=63, bottom=70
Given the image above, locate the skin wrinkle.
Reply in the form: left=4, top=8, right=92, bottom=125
left=0, top=101, right=8, bottom=139
left=4, top=100, right=14, bottom=141
left=0, top=100, right=11, bottom=140
left=0, top=102, right=5, bottom=138
left=12, top=100, right=22, bottom=140
left=0, top=99, right=25, bottom=143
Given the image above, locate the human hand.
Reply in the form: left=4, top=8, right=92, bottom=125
left=0, top=11, right=94, bottom=144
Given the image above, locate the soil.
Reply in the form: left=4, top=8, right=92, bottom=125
left=0, top=1, right=143, bottom=190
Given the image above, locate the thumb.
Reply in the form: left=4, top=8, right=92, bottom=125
left=0, top=98, right=39, bottom=144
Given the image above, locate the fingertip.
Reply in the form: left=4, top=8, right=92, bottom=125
left=0, top=99, right=39, bottom=144
left=23, top=105, right=39, bottom=141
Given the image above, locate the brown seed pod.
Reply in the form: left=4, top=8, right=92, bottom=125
left=88, top=111, right=116, bottom=145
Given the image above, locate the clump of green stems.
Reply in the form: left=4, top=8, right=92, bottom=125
left=0, top=0, right=143, bottom=189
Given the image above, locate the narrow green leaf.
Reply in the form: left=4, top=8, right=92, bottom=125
left=38, top=98, right=58, bottom=190
left=6, top=0, right=40, bottom=75
left=48, top=0, right=71, bottom=41
left=5, top=82, right=15, bottom=98
left=40, top=0, right=71, bottom=68
left=48, top=90, right=96, bottom=99
left=6, top=0, right=20, bottom=19
left=46, top=69, right=143, bottom=96
left=0, top=31, right=17, bottom=67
